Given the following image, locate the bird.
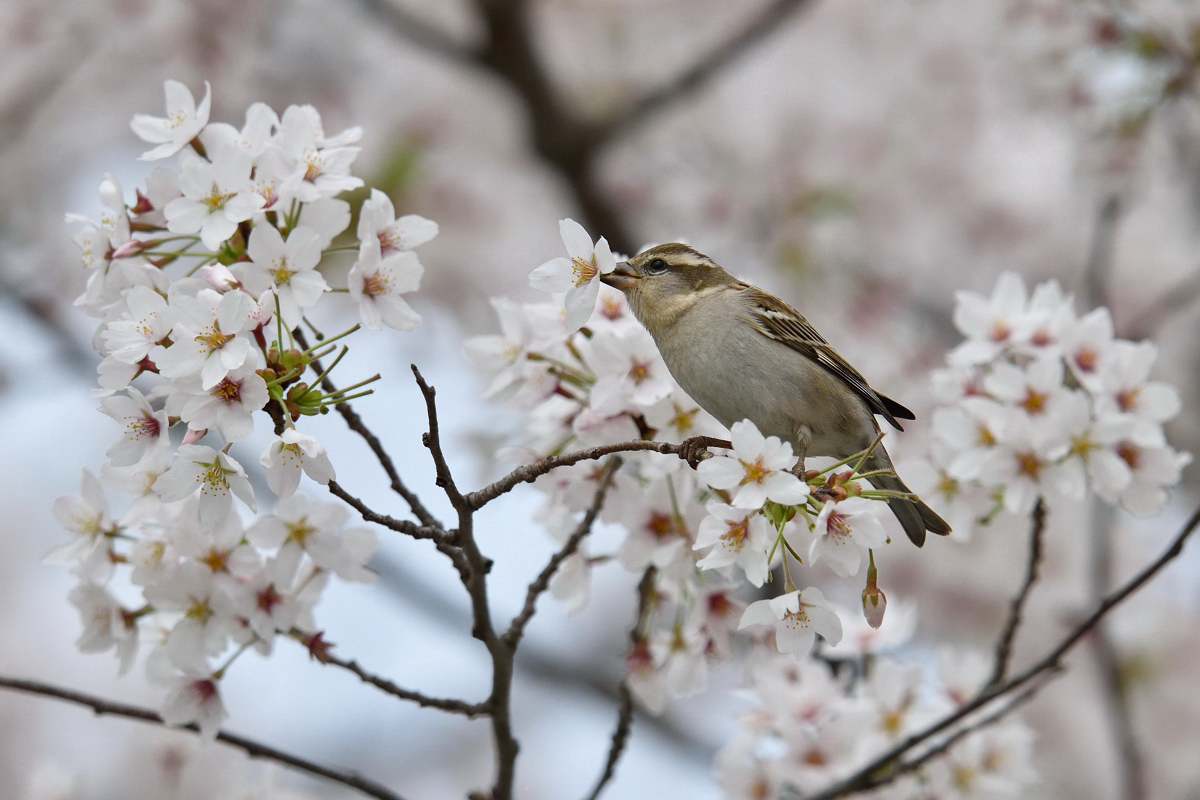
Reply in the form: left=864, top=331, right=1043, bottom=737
left=599, top=242, right=951, bottom=547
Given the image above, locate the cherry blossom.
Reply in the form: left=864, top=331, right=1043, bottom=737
left=949, top=272, right=1032, bottom=366
left=99, top=387, right=170, bottom=467
left=165, top=148, right=265, bottom=249
left=347, top=237, right=423, bottom=331
left=171, top=364, right=269, bottom=442
left=694, top=502, right=773, bottom=587
left=237, top=224, right=328, bottom=328
left=68, top=582, right=138, bottom=675
left=260, top=429, right=335, bottom=498
left=100, top=285, right=175, bottom=364
left=739, top=587, right=843, bottom=656
left=153, top=445, right=256, bottom=530
left=357, top=188, right=439, bottom=255
left=155, top=288, right=255, bottom=389
left=809, top=496, right=888, bottom=577
left=159, top=672, right=227, bottom=741
left=271, top=104, right=364, bottom=203
left=130, top=80, right=211, bottom=161
left=697, top=420, right=810, bottom=509
left=528, top=218, right=616, bottom=332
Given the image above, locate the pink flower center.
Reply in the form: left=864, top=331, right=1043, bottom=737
left=212, top=377, right=242, bottom=404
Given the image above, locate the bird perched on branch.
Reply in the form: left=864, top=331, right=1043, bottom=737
left=600, top=243, right=950, bottom=547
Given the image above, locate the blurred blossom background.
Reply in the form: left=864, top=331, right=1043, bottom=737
left=1, top=0, right=1199, bottom=798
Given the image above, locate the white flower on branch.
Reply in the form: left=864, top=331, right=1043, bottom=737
left=260, top=429, right=335, bottom=499
left=171, top=363, right=269, bottom=443
left=153, top=445, right=256, bottom=531
left=247, top=495, right=377, bottom=585
left=199, top=101, right=278, bottom=159
left=100, top=286, right=175, bottom=365
left=155, top=288, right=255, bottom=389
left=694, top=502, right=773, bottom=587
left=68, top=582, right=138, bottom=675
left=528, top=218, right=615, bottom=333
left=130, top=80, right=211, bottom=161
left=271, top=105, right=364, bottom=203
left=159, top=672, right=227, bottom=741
left=165, top=148, right=265, bottom=250
left=357, top=187, right=439, bottom=255
left=809, top=496, right=888, bottom=578
left=237, top=224, right=328, bottom=329
left=48, top=469, right=117, bottom=581
left=697, top=420, right=809, bottom=509
left=949, top=272, right=1033, bottom=366
left=99, top=387, right=170, bottom=467
left=347, top=237, right=423, bottom=331
left=739, top=587, right=842, bottom=656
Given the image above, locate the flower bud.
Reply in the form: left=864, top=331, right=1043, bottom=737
left=110, top=239, right=145, bottom=260
left=201, top=264, right=239, bottom=292
left=182, top=427, right=208, bottom=446
left=862, top=584, right=887, bottom=629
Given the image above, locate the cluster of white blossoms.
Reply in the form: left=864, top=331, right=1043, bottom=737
left=54, top=80, right=438, bottom=738
left=717, top=643, right=1036, bottom=800
left=469, top=220, right=918, bottom=713
left=905, top=272, right=1190, bottom=538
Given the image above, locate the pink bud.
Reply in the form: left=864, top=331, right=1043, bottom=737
left=182, top=427, right=208, bottom=445
left=110, top=239, right=144, bottom=259
left=201, top=264, right=239, bottom=292
left=862, top=586, right=887, bottom=629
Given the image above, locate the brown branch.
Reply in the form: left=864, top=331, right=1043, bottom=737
left=465, top=438, right=729, bottom=510
left=584, top=683, right=635, bottom=800
left=0, top=677, right=406, bottom=800
left=295, top=329, right=441, bottom=529
left=352, top=0, right=480, bottom=66
left=846, top=672, right=1057, bottom=794
left=800, top=500, right=1200, bottom=800
left=583, top=565, right=656, bottom=800
left=411, top=365, right=469, bottom=512
left=290, top=631, right=488, bottom=718
left=596, top=0, right=816, bottom=141
left=1090, top=502, right=1146, bottom=800
left=988, top=498, right=1046, bottom=686
left=503, top=458, right=621, bottom=647
left=327, top=480, right=451, bottom=544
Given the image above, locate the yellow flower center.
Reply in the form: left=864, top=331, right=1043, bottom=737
left=570, top=255, right=598, bottom=288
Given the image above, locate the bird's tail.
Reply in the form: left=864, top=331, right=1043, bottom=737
left=862, top=450, right=951, bottom=548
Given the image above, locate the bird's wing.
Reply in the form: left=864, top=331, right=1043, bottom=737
left=737, top=284, right=912, bottom=429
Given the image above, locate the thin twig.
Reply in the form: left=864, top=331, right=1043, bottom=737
left=584, top=683, right=635, bottom=800
left=848, top=672, right=1057, bottom=793
left=1090, top=502, right=1146, bottom=800
left=596, top=0, right=816, bottom=141
left=290, top=631, right=489, bottom=718
left=328, top=480, right=451, bottom=544
left=583, top=566, right=657, bottom=800
left=466, top=438, right=729, bottom=510
left=0, top=677, right=406, bottom=800
left=295, top=329, right=441, bottom=529
left=799, top=501, right=1200, bottom=800
left=504, top=458, right=622, bottom=647
left=988, top=498, right=1046, bottom=686
left=411, top=365, right=469, bottom=511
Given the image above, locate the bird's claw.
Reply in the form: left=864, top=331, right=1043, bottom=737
left=676, top=436, right=729, bottom=470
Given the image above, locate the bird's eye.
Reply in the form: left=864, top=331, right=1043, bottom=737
left=646, top=258, right=668, bottom=274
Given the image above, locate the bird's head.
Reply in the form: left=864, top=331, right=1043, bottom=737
left=601, top=243, right=735, bottom=332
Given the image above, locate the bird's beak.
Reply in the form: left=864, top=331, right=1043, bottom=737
left=600, top=262, right=640, bottom=291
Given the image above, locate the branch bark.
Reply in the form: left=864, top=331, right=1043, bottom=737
left=988, top=498, right=1046, bottom=686
left=0, top=677, right=406, bottom=800
left=290, top=631, right=489, bottom=718
left=466, top=438, right=728, bottom=509
left=503, top=458, right=622, bottom=647
left=799, top=500, right=1200, bottom=800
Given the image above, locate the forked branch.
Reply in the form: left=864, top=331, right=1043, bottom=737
left=0, top=677, right=406, bottom=800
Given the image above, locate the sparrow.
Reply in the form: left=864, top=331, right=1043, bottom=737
left=599, top=242, right=951, bottom=546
